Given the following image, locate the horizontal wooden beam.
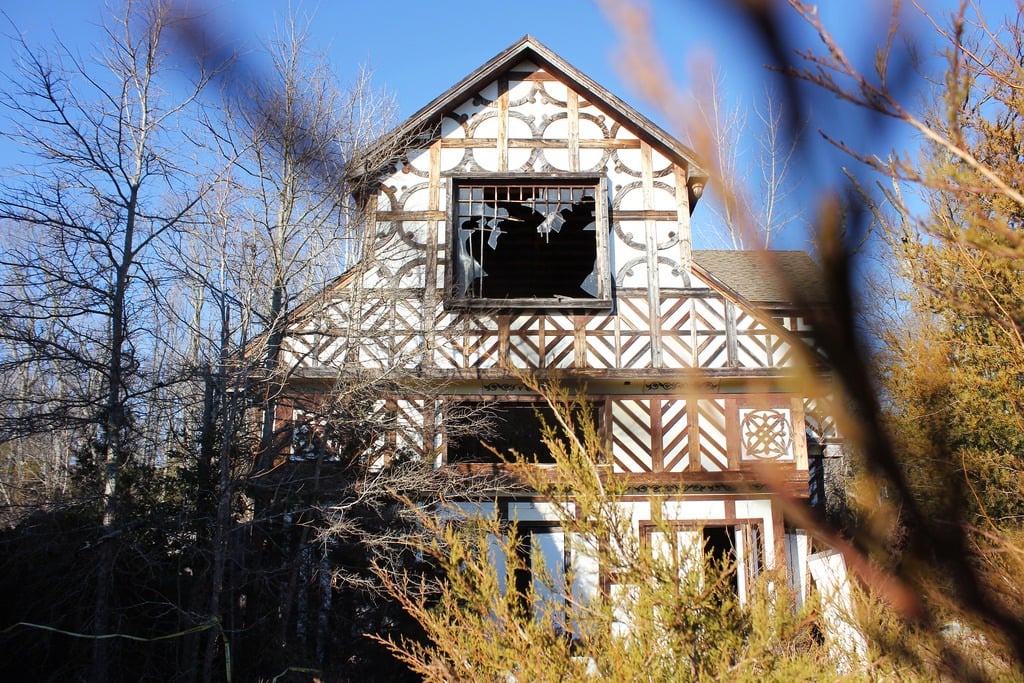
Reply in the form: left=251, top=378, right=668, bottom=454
left=437, top=138, right=641, bottom=149
left=448, top=462, right=810, bottom=496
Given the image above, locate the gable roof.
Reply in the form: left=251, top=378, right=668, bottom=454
left=692, top=250, right=827, bottom=305
left=348, top=35, right=710, bottom=201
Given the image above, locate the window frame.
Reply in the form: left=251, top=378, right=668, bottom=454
left=638, top=519, right=765, bottom=604
left=508, top=521, right=571, bottom=616
left=444, top=172, right=612, bottom=310
left=444, top=398, right=605, bottom=465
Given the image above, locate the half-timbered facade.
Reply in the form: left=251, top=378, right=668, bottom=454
left=274, top=37, right=835, bottom=604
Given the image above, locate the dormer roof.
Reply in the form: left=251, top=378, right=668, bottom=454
left=693, top=250, right=827, bottom=306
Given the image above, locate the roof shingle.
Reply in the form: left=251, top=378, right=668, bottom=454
left=692, top=250, right=827, bottom=305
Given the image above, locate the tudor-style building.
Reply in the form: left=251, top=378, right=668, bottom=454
left=274, top=36, right=837, bottom=604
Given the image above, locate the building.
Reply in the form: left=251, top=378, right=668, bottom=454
left=273, top=36, right=837, bottom=606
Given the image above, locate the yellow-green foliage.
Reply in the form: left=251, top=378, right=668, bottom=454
left=374, top=382, right=831, bottom=682
left=877, top=10, right=1024, bottom=530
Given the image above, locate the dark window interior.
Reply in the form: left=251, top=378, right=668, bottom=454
left=510, top=524, right=567, bottom=617
left=512, top=529, right=533, bottom=610
left=807, top=433, right=826, bottom=512
left=644, top=523, right=763, bottom=600
left=452, top=182, right=600, bottom=301
left=703, top=526, right=739, bottom=595
left=447, top=401, right=600, bottom=464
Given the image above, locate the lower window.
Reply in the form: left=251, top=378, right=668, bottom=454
left=642, top=521, right=764, bottom=604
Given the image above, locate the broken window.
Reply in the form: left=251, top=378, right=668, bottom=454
left=448, top=176, right=610, bottom=307
left=289, top=408, right=341, bottom=462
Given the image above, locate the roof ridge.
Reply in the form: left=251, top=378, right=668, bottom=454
left=348, top=36, right=709, bottom=191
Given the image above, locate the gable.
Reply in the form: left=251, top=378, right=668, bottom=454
left=279, top=38, right=816, bottom=379
left=350, top=35, right=709, bottom=201
left=355, top=41, right=704, bottom=300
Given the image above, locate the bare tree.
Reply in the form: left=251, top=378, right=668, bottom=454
left=152, top=9, right=400, bottom=677
left=197, top=15, right=395, bottom=475
left=0, top=1, right=416, bottom=678
left=0, top=243, right=76, bottom=518
left=688, top=73, right=802, bottom=249
left=0, top=2, right=221, bottom=679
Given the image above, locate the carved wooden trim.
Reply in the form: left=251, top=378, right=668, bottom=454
left=641, top=142, right=662, bottom=368
left=674, top=165, right=692, bottom=285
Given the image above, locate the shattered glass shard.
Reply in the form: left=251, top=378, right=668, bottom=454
left=536, top=208, right=565, bottom=236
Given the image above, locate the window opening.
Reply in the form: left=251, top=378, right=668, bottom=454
left=509, top=523, right=569, bottom=621
left=703, top=526, right=739, bottom=595
left=452, top=180, right=605, bottom=303
left=290, top=409, right=342, bottom=462
left=807, top=431, right=827, bottom=512
left=447, top=401, right=601, bottom=464
left=643, top=521, right=764, bottom=604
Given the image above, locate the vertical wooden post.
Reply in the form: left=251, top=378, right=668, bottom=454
left=567, top=89, right=580, bottom=171
left=641, top=142, right=662, bottom=368
left=497, top=77, right=509, bottom=172
left=422, top=142, right=441, bottom=369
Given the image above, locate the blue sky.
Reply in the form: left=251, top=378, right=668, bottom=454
left=0, top=0, right=1013, bottom=250
left=2, top=1, right=764, bottom=125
